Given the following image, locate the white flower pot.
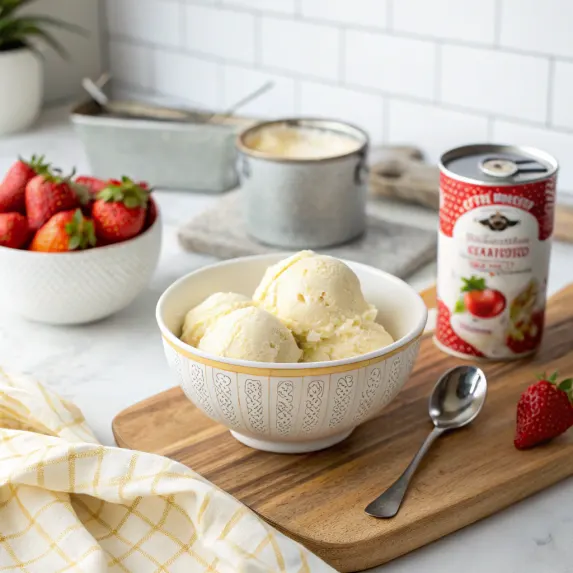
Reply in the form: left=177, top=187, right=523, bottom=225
left=0, top=47, right=43, bottom=136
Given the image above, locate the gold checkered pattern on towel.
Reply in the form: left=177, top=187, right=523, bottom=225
left=0, top=368, right=336, bottom=572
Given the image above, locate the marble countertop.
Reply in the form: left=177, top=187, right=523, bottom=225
left=1, top=107, right=573, bottom=572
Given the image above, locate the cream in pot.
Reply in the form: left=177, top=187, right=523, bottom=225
left=238, top=119, right=369, bottom=249
left=244, top=124, right=362, bottom=160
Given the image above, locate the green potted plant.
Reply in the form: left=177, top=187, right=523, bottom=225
left=0, top=0, right=82, bottom=135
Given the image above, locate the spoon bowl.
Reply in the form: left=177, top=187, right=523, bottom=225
left=430, top=365, right=487, bottom=430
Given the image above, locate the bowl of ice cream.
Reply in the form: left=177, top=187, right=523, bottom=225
left=156, top=251, right=427, bottom=453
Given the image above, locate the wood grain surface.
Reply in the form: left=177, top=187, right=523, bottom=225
left=113, top=284, right=573, bottom=572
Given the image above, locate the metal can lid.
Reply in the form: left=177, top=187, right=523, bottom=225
left=439, top=144, right=558, bottom=186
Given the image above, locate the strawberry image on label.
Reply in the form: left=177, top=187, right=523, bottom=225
left=455, top=276, right=506, bottom=319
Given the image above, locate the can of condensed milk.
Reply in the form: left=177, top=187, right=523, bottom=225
left=435, top=144, right=558, bottom=360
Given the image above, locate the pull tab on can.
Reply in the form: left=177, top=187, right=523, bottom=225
left=479, top=156, right=550, bottom=179
left=479, top=158, right=519, bottom=178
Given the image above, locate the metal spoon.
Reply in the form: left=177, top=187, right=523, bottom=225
left=203, top=80, right=274, bottom=123
left=82, top=74, right=274, bottom=124
left=365, top=365, right=487, bottom=518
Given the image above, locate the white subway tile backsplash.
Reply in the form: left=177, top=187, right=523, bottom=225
left=106, top=0, right=182, bottom=48
left=104, top=0, right=573, bottom=176
left=108, top=41, right=153, bottom=91
left=441, top=45, right=549, bottom=122
left=299, top=82, right=384, bottom=143
left=153, top=51, right=222, bottom=109
left=493, top=120, right=573, bottom=193
left=345, top=31, right=435, bottom=99
left=393, top=0, right=496, bottom=45
left=222, top=66, right=296, bottom=117
left=388, top=100, right=489, bottom=162
left=301, top=0, right=387, bottom=29
left=221, top=0, right=296, bottom=14
left=261, top=17, right=340, bottom=80
left=500, top=0, right=573, bottom=58
left=185, top=4, right=256, bottom=63
left=552, top=61, right=573, bottom=130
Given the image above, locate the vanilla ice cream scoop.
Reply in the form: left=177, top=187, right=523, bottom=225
left=254, top=251, right=377, bottom=343
left=198, top=306, right=302, bottom=363
left=181, top=292, right=252, bottom=347
left=302, top=322, right=394, bottom=363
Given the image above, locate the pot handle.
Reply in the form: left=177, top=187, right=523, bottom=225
left=355, top=146, right=369, bottom=185
left=238, top=154, right=251, bottom=180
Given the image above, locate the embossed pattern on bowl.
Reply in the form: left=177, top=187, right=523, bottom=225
left=156, top=254, right=427, bottom=453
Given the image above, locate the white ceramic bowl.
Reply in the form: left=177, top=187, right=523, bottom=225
left=0, top=211, right=161, bottom=325
left=156, top=254, right=427, bottom=453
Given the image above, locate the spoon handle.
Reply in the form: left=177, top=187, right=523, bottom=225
left=365, top=426, right=445, bottom=518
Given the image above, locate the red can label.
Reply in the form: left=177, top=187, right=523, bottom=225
left=436, top=172, right=556, bottom=359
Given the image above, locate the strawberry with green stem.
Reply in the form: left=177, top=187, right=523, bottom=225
left=515, top=372, right=573, bottom=450
left=25, top=167, right=87, bottom=231
left=454, top=276, right=506, bottom=319
left=0, top=155, right=49, bottom=213
left=92, top=176, right=150, bottom=244
left=29, top=208, right=96, bottom=252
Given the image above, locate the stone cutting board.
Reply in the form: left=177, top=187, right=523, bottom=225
left=178, top=191, right=437, bottom=279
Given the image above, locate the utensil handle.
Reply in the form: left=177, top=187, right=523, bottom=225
left=365, top=426, right=444, bottom=518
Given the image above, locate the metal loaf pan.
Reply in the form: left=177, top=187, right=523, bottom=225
left=71, top=101, right=254, bottom=193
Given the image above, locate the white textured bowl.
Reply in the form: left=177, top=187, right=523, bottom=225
left=0, top=212, right=161, bottom=325
left=156, top=254, right=427, bottom=453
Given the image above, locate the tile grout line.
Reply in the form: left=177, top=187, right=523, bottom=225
left=106, top=13, right=573, bottom=65
left=386, top=0, right=393, bottom=30
left=295, top=0, right=302, bottom=17
left=254, top=12, right=263, bottom=68
left=546, top=57, right=556, bottom=128
left=148, top=43, right=156, bottom=92
left=217, top=63, right=225, bottom=111
left=109, top=36, right=573, bottom=136
left=97, top=0, right=110, bottom=75
left=487, top=117, right=495, bottom=141
left=127, top=2, right=569, bottom=62
left=382, top=98, right=390, bottom=144
left=493, top=0, right=502, bottom=47
left=179, top=0, right=187, bottom=49
left=338, top=28, right=346, bottom=85
left=293, top=79, right=301, bottom=115
left=434, top=43, right=442, bottom=103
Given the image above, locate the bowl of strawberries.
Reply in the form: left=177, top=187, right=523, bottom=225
left=0, top=156, right=161, bottom=325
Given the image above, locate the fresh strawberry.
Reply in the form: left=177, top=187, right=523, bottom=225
left=29, top=208, right=96, bottom=253
left=75, top=176, right=109, bottom=197
left=436, top=300, right=485, bottom=357
left=143, top=197, right=158, bottom=231
left=515, top=372, right=573, bottom=450
left=26, top=170, right=80, bottom=232
left=440, top=173, right=556, bottom=240
left=454, top=276, right=506, bottom=319
left=92, top=176, right=149, bottom=244
left=0, top=155, right=49, bottom=213
left=0, top=212, right=29, bottom=249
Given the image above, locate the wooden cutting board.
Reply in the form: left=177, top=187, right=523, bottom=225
left=113, top=285, right=573, bottom=572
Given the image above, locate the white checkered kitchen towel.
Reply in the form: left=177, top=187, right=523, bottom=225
left=0, top=368, right=336, bottom=573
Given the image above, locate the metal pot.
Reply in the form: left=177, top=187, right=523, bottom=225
left=237, top=118, right=369, bottom=249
